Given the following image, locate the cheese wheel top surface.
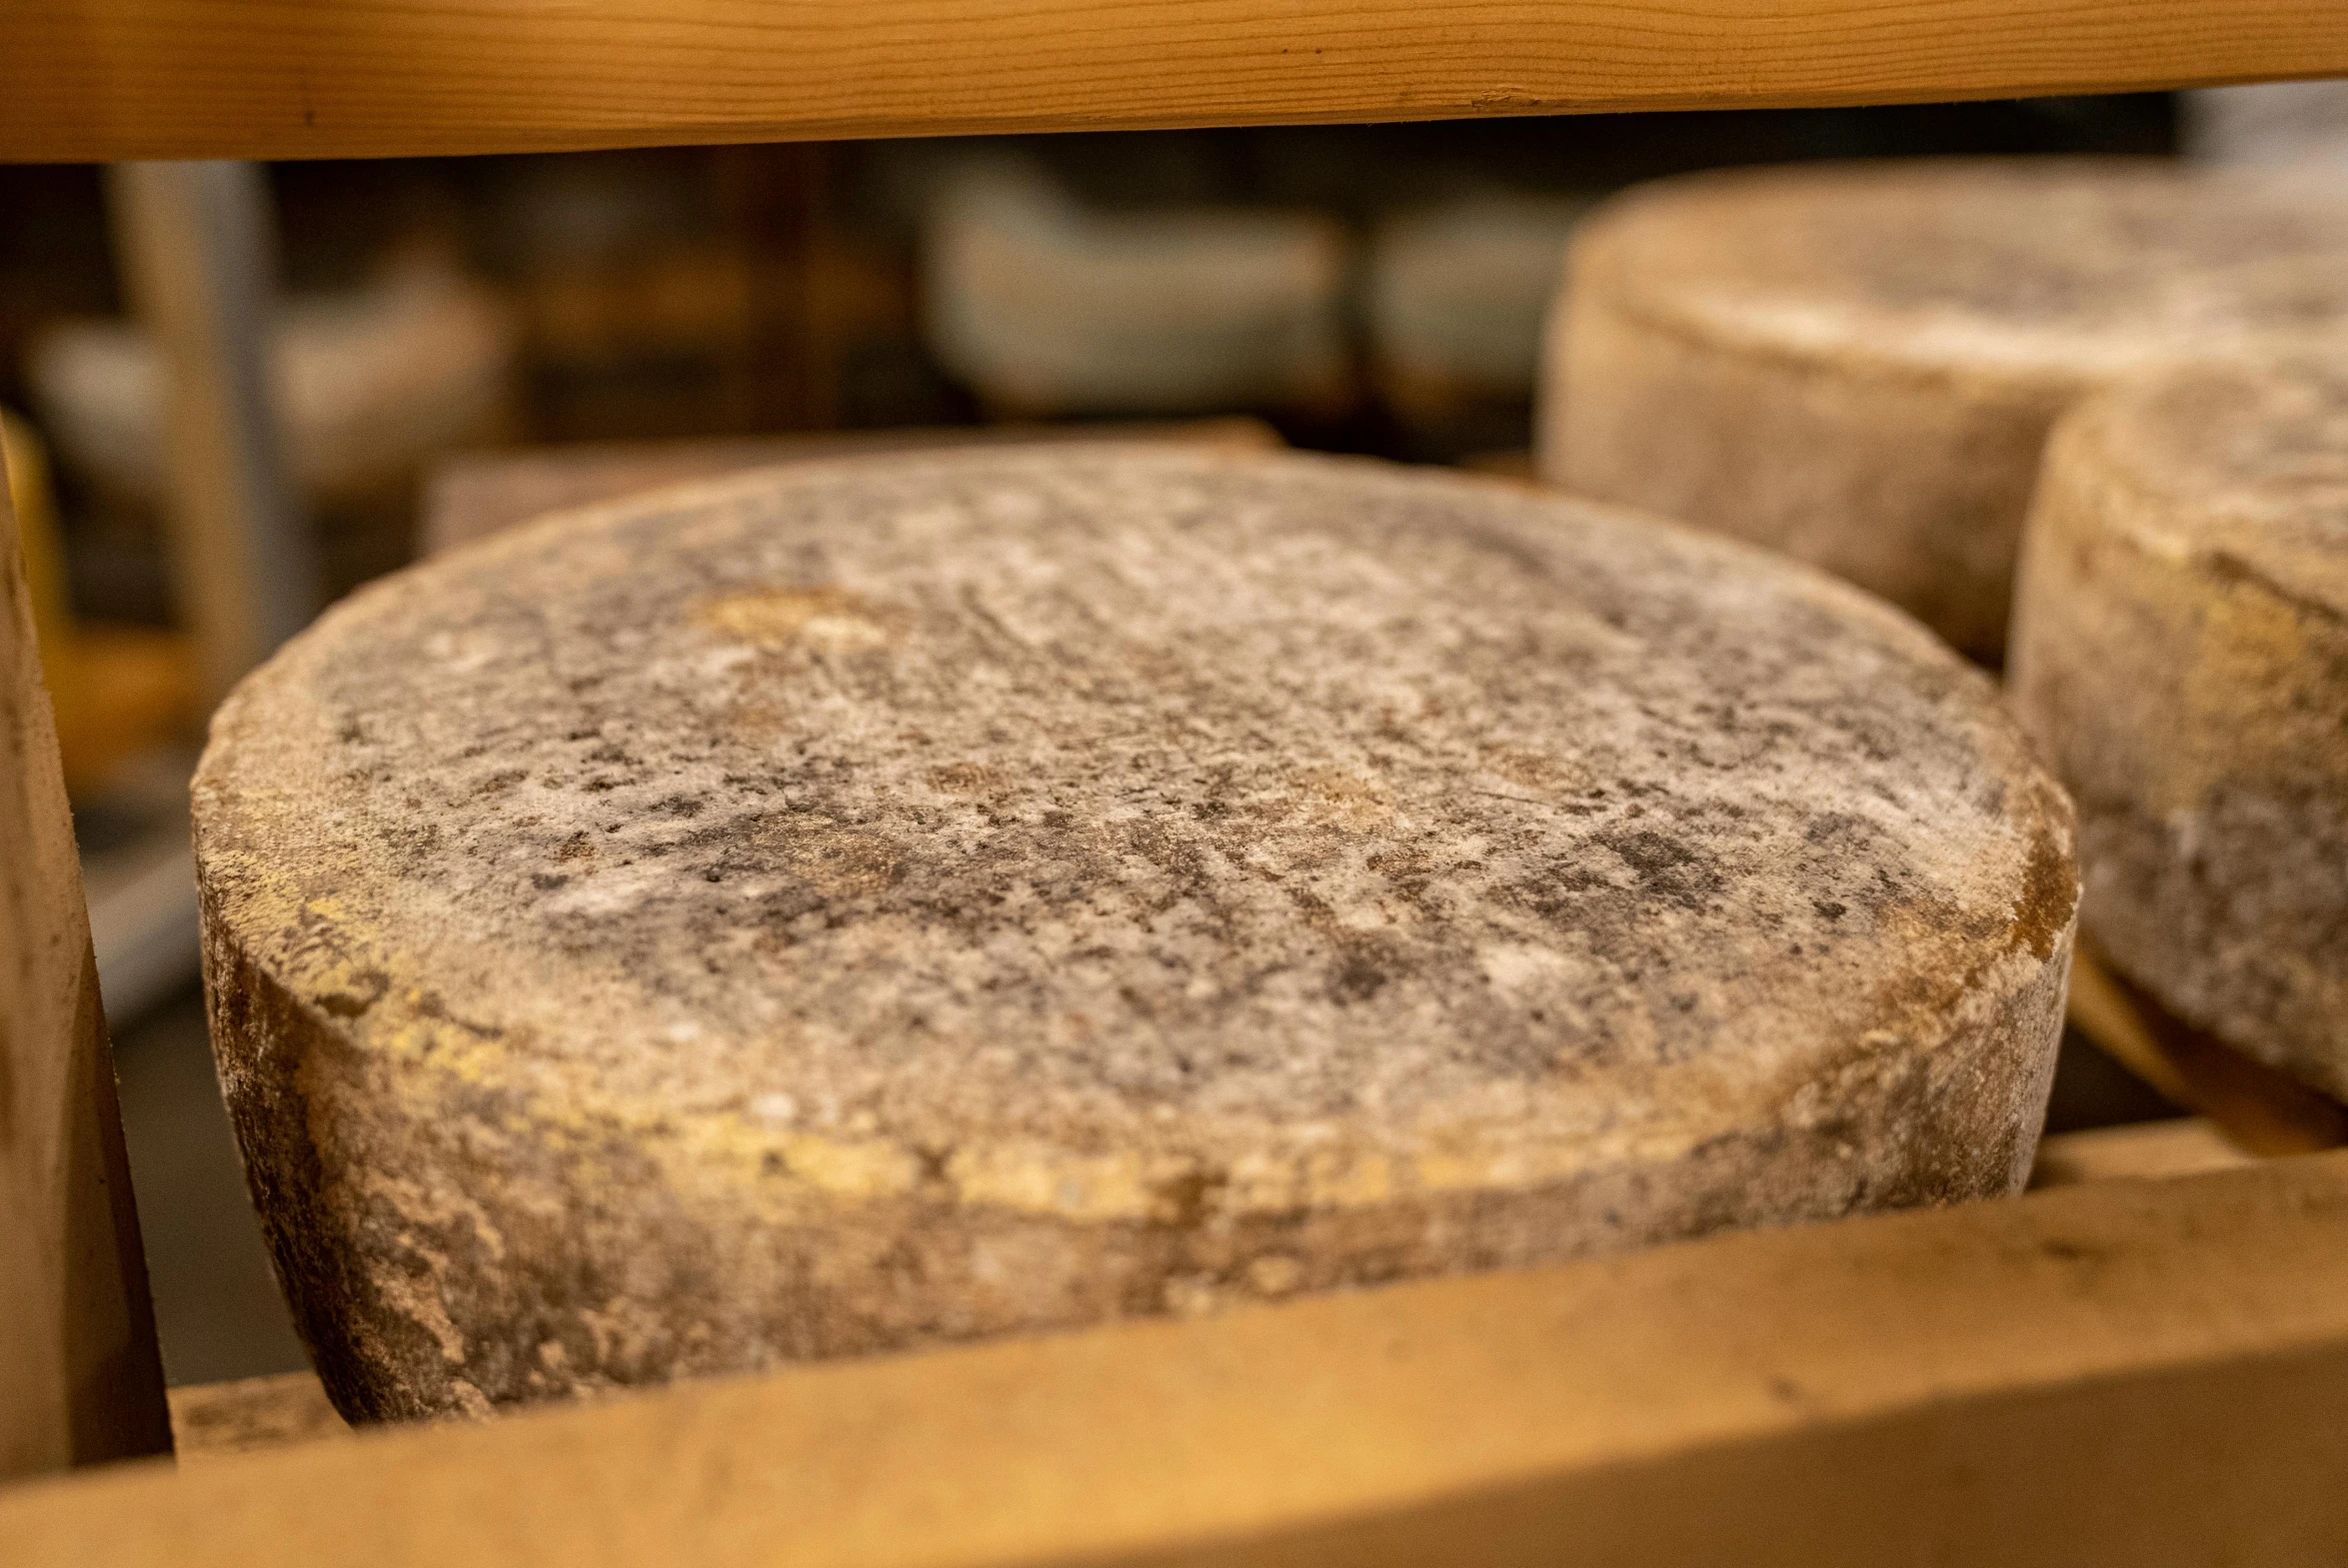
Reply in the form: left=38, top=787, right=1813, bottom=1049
left=195, top=448, right=2070, bottom=1197
left=2069, top=356, right=2348, bottom=613
left=1579, top=161, right=2348, bottom=382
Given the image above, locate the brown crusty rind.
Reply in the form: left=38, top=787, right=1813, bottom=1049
left=2010, top=360, right=2348, bottom=1101
left=1542, top=161, right=2348, bottom=661
left=194, top=447, right=2076, bottom=1423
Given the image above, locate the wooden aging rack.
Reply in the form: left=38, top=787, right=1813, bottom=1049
left=6, top=7, right=2348, bottom=1562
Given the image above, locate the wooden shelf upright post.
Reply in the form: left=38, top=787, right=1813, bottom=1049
left=0, top=422, right=174, bottom=1480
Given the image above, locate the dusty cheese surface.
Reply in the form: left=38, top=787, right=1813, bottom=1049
left=195, top=447, right=2074, bottom=1420
left=2012, top=360, right=2348, bottom=1099
left=1577, top=161, right=2348, bottom=381
left=1544, top=160, right=2348, bottom=659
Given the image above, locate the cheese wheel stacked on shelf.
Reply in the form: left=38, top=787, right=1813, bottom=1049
left=1541, top=161, right=2348, bottom=660
left=2011, top=359, right=2348, bottom=1105
left=194, top=448, right=2075, bottom=1422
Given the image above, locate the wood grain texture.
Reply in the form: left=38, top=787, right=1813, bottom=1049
left=7, top=1153, right=2348, bottom=1565
left=0, top=416, right=173, bottom=1477
left=5, top=0, right=2347, bottom=163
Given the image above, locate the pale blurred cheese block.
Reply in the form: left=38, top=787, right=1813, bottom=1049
left=29, top=272, right=514, bottom=507
left=923, top=166, right=1347, bottom=416
left=1366, top=195, right=1583, bottom=407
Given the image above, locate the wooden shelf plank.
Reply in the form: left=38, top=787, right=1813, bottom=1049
left=0, top=396, right=174, bottom=1478
left=9, top=1152, right=2348, bottom=1565
left=420, top=420, right=1281, bottom=557
left=2067, top=945, right=2348, bottom=1157
left=141, top=1120, right=2261, bottom=1467
left=5, top=0, right=2345, bottom=163
left=2027, top=1116, right=2256, bottom=1188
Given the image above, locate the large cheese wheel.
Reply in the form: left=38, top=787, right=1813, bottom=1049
left=2010, top=359, right=2348, bottom=1102
left=1541, top=160, right=2348, bottom=660
left=195, top=448, right=2076, bottom=1422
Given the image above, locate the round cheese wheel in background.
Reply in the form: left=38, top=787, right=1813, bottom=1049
left=1540, top=160, right=2348, bottom=661
left=195, top=448, right=2076, bottom=1422
left=2010, top=359, right=2348, bottom=1103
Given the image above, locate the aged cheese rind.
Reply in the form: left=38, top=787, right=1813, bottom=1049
left=195, top=448, right=2076, bottom=1421
left=1542, top=160, right=2348, bottom=660
left=2011, top=360, right=2348, bottom=1101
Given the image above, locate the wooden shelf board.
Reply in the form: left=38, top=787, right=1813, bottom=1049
left=11, top=1151, right=2348, bottom=1565
left=420, top=420, right=1281, bottom=557
left=6, top=0, right=2346, bottom=163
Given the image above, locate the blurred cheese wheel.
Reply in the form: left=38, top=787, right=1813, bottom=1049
left=1541, top=161, right=2348, bottom=660
left=195, top=447, right=2075, bottom=1422
left=923, top=165, right=1348, bottom=416
left=1366, top=196, right=1584, bottom=402
left=29, top=272, right=514, bottom=507
left=2011, top=358, right=2348, bottom=1101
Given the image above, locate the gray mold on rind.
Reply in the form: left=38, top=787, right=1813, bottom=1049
left=2011, top=360, right=2348, bottom=1101
left=195, top=447, right=2076, bottom=1423
left=1543, top=160, right=2348, bottom=661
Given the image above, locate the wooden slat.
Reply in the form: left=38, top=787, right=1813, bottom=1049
left=147, top=1118, right=2260, bottom=1465
left=420, top=420, right=1281, bottom=556
left=0, top=410, right=173, bottom=1477
left=8, top=1153, right=2348, bottom=1565
left=5, top=0, right=2347, bottom=163
left=106, top=162, right=320, bottom=707
left=2067, top=944, right=2348, bottom=1157
left=2027, top=1116, right=2255, bottom=1188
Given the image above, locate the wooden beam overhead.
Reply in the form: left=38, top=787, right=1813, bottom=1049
left=5, top=0, right=2346, bottom=164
